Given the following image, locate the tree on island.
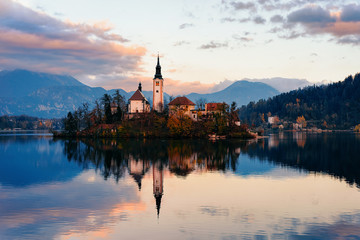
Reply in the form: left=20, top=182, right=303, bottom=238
left=101, top=94, right=113, bottom=124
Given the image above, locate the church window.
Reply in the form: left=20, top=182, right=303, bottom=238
left=156, top=81, right=159, bottom=86
left=156, top=90, right=159, bottom=93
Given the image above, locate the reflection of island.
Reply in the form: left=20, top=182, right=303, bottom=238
left=60, top=132, right=360, bottom=215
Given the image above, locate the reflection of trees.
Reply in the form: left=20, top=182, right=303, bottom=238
left=244, top=133, right=360, bottom=188
left=61, top=138, right=246, bottom=180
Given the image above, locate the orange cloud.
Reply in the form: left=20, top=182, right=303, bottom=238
left=322, top=21, right=360, bottom=36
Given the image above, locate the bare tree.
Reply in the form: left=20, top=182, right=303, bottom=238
left=196, top=98, right=207, bottom=110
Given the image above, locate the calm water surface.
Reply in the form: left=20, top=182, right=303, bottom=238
left=1, top=133, right=360, bottom=239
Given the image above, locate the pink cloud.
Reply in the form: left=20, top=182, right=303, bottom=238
left=80, top=74, right=216, bottom=96
left=0, top=0, right=146, bottom=76
left=285, top=4, right=360, bottom=44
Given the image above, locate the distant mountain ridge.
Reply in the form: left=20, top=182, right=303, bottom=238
left=210, top=77, right=311, bottom=93
left=0, top=69, right=85, bottom=98
left=186, top=81, right=279, bottom=107
left=1, top=69, right=280, bottom=118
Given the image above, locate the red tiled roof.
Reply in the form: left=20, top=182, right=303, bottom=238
left=129, top=89, right=147, bottom=101
left=206, top=103, right=224, bottom=111
left=168, top=97, right=195, bottom=106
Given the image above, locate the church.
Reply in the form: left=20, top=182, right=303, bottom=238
left=128, top=55, right=164, bottom=113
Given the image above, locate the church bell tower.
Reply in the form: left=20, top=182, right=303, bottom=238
left=153, top=55, right=164, bottom=112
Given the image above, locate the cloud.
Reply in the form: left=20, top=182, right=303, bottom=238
left=341, top=4, right=360, bottom=22
left=270, top=15, right=284, bottom=23
left=228, top=1, right=256, bottom=11
left=221, top=17, right=237, bottom=23
left=164, top=78, right=216, bottom=95
left=253, top=16, right=266, bottom=24
left=179, top=23, right=194, bottom=29
left=285, top=4, right=360, bottom=44
left=81, top=74, right=216, bottom=95
left=199, top=41, right=228, bottom=49
left=173, top=41, right=190, bottom=46
left=0, top=0, right=146, bottom=76
left=278, top=31, right=305, bottom=40
left=288, top=6, right=336, bottom=24
left=219, top=1, right=360, bottom=45
left=233, top=34, right=253, bottom=42
left=336, top=35, right=360, bottom=45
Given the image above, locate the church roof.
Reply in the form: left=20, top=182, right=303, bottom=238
left=168, top=97, right=195, bottom=106
left=129, top=89, right=148, bottom=102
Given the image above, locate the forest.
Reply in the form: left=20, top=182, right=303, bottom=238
left=239, top=73, right=360, bottom=129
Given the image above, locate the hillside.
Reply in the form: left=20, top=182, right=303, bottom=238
left=0, top=70, right=111, bottom=118
left=238, top=73, right=360, bottom=129
left=187, top=81, right=279, bottom=107
left=0, top=69, right=85, bottom=98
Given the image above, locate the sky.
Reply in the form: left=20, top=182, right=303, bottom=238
left=0, top=0, right=360, bottom=94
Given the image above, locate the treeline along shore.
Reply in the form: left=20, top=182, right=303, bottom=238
left=239, top=73, right=360, bottom=130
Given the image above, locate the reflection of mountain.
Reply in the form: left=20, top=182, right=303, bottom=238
left=235, top=155, right=276, bottom=176
left=0, top=136, right=82, bottom=187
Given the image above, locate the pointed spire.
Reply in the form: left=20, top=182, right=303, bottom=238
left=138, top=82, right=142, bottom=92
left=154, top=54, right=163, bottom=79
left=155, top=193, right=162, bottom=217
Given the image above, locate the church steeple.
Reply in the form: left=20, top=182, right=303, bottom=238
left=152, top=54, right=164, bottom=112
left=155, top=193, right=162, bottom=217
left=154, top=54, right=163, bottom=79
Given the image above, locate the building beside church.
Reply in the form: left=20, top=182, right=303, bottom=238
left=153, top=55, right=164, bottom=112
left=205, top=103, right=226, bottom=114
left=128, top=83, right=150, bottom=114
left=168, top=96, right=195, bottom=117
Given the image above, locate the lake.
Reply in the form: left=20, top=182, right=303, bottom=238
left=1, top=132, right=360, bottom=239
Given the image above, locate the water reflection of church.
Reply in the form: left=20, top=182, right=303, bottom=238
left=64, top=139, right=243, bottom=216
left=128, top=158, right=163, bottom=216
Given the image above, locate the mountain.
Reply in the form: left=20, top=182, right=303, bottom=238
left=0, top=70, right=111, bottom=118
left=209, top=78, right=311, bottom=93
left=186, top=81, right=279, bottom=107
left=1, top=69, right=278, bottom=118
left=0, top=69, right=85, bottom=98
